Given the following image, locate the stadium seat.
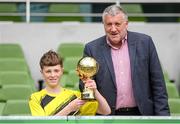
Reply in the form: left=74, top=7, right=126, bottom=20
left=2, top=100, right=31, bottom=115
left=46, top=4, right=83, bottom=22
left=0, top=85, right=34, bottom=100
left=0, top=71, right=36, bottom=91
left=63, top=57, right=81, bottom=74
left=60, top=74, right=68, bottom=87
left=0, top=3, right=21, bottom=22
left=0, top=92, right=6, bottom=102
left=0, top=43, right=25, bottom=59
left=0, top=58, right=30, bottom=73
left=0, top=102, right=5, bottom=115
left=163, top=71, right=171, bottom=83
left=166, top=83, right=179, bottom=98
left=121, top=4, right=146, bottom=22
left=60, top=73, right=80, bottom=90
left=57, top=43, right=84, bottom=59
left=65, top=72, right=79, bottom=89
left=0, top=71, right=32, bottom=86
left=168, top=98, right=180, bottom=116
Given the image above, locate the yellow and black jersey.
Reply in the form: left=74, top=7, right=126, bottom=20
left=29, top=88, right=98, bottom=116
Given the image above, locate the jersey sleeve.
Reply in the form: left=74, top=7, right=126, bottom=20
left=79, top=101, right=98, bottom=115
left=29, top=94, right=46, bottom=116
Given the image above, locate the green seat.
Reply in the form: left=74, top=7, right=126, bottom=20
left=57, top=43, right=84, bottom=59
left=0, top=43, right=25, bottom=59
left=68, top=72, right=80, bottom=90
left=0, top=85, right=33, bottom=100
left=121, top=4, right=146, bottom=22
left=0, top=58, right=29, bottom=73
left=46, top=4, right=83, bottom=22
left=166, top=83, right=179, bottom=98
left=2, top=100, right=31, bottom=115
left=163, top=71, right=171, bottom=83
left=65, top=72, right=79, bottom=89
left=0, top=3, right=21, bottom=22
left=0, top=71, right=36, bottom=91
left=0, top=102, right=5, bottom=115
left=60, top=74, right=68, bottom=87
left=0, top=71, right=31, bottom=85
left=168, top=98, right=180, bottom=116
left=63, top=57, right=81, bottom=74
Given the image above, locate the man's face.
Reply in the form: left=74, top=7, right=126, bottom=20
left=103, top=13, right=128, bottom=47
left=41, top=65, right=63, bottom=88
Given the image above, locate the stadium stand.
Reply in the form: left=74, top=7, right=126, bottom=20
left=166, top=83, right=179, bottom=98
left=61, top=72, right=79, bottom=90
left=0, top=58, right=29, bottom=73
left=0, top=3, right=21, bottom=22
left=63, top=57, right=81, bottom=74
left=121, top=4, right=146, bottom=22
left=168, top=98, right=180, bottom=116
left=0, top=102, right=5, bottom=115
left=0, top=85, right=34, bottom=100
left=45, top=4, right=83, bottom=22
left=57, top=43, right=84, bottom=59
left=2, top=100, right=31, bottom=115
left=0, top=71, right=36, bottom=91
left=0, top=43, right=31, bottom=74
left=0, top=43, right=25, bottom=59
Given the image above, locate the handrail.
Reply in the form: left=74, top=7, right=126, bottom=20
left=1, top=13, right=180, bottom=18
left=0, top=0, right=180, bottom=3
left=0, top=0, right=180, bottom=23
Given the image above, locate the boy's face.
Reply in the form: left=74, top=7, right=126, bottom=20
left=41, top=64, right=63, bottom=88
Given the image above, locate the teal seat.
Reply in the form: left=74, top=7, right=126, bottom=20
left=0, top=3, right=21, bottom=22
left=121, top=4, right=146, bottom=22
left=0, top=85, right=33, bottom=100
left=46, top=4, right=83, bottom=22
left=166, top=83, right=179, bottom=98
left=0, top=43, right=25, bottom=59
left=63, top=57, right=81, bottom=74
left=2, top=100, right=31, bottom=115
left=168, top=98, right=180, bottom=116
left=57, top=43, right=84, bottom=59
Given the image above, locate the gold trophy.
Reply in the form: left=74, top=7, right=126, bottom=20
left=76, top=57, right=99, bottom=100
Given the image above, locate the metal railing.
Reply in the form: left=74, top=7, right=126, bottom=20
left=0, top=0, right=180, bottom=23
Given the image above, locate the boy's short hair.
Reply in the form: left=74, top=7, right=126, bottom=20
left=40, top=50, right=63, bottom=69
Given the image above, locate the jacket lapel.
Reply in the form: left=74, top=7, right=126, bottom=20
left=127, top=31, right=136, bottom=81
left=101, top=39, right=116, bottom=88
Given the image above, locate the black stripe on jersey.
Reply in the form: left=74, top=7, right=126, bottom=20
left=53, top=95, right=78, bottom=115
left=40, top=95, right=55, bottom=109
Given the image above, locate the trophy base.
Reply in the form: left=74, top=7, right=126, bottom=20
left=81, top=90, right=95, bottom=101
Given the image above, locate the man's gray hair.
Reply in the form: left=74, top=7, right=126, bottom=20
left=102, top=4, right=128, bottom=22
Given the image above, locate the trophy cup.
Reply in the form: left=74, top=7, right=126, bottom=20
left=76, top=57, right=99, bottom=100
